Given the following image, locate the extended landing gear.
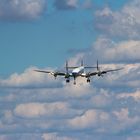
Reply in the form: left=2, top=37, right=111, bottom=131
left=66, top=78, right=70, bottom=83
left=54, top=75, right=57, bottom=79
left=73, top=77, right=76, bottom=85
left=87, top=78, right=90, bottom=83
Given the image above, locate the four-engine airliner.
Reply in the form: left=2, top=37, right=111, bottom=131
left=34, top=60, right=123, bottom=85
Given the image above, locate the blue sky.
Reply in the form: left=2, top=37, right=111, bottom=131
left=0, top=0, right=140, bottom=140
left=0, top=0, right=128, bottom=76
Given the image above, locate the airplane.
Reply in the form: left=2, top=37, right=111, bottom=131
left=34, top=60, right=123, bottom=85
left=34, top=60, right=97, bottom=85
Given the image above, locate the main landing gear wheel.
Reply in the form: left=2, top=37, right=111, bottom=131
left=66, top=79, right=70, bottom=83
left=87, top=79, right=90, bottom=83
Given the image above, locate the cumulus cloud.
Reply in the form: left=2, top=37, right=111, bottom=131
left=0, top=0, right=46, bottom=21
left=68, top=109, right=110, bottom=130
left=0, top=67, right=62, bottom=88
left=117, top=90, right=140, bottom=102
left=94, top=0, right=140, bottom=40
left=72, top=37, right=140, bottom=64
left=127, top=136, right=140, bottom=140
left=71, top=37, right=140, bottom=89
left=0, top=35, right=140, bottom=140
left=14, top=102, right=82, bottom=118
left=42, top=133, right=76, bottom=140
left=82, top=0, right=93, bottom=9
left=54, top=0, right=78, bottom=10
left=53, top=0, right=93, bottom=10
left=0, top=63, right=140, bottom=139
left=68, top=107, right=140, bottom=134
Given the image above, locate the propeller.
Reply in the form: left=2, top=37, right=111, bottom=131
left=97, top=60, right=99, bottom=71
left=96, top=60, right=102, bottom=76
left=66, top=60, right=68, bottom=73
left=65, top=60, right=70, bottom=78
left=81, top=60, right=84, bottom=66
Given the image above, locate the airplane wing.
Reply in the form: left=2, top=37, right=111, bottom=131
left=34, top=70, right=51, bottom=73
left=34, top=70, right=66, bottom=76
left=80, top=72, right=97, bottom=77
left=88, top=72, right=98, bottom=76
left=66, top=66, right=78, bottom=69
left=101, top=68, right=123, bottom=74
left=55, top=72, right=66, bottom=76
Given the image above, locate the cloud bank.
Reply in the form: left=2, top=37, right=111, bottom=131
left=54, top=0, right=78, bottom=10
left=94, top=0, right=140, bottom=40
left=0, top=58, right=139, bottom=140
left=0, top=0, right=46, bottom=21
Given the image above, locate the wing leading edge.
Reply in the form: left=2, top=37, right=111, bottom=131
left=34, top=70, right=66, bottom=76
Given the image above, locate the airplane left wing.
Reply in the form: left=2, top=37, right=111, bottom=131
left=101, top=68, right=123, bottom=74
left=55, top=72, right=66, bottom=76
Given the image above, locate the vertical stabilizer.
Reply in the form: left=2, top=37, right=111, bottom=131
left=97, top=60, right=99, bottom=71
left=66, top=60, right=69, bottom=73
left=81, top=60, right=84, bottom=66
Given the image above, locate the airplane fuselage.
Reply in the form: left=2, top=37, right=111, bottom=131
left=71, top=66, right=85, bottom=77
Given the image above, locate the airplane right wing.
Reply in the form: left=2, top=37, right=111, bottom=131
left=34, top=70, right=51, bottom=73
left=34, top=70, right=66, bottom=76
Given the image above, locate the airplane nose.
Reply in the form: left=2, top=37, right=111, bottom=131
left=72, top=72, right=77, bottom=77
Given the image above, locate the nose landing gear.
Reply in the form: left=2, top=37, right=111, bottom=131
left=73, top=76, right=76, bottom=85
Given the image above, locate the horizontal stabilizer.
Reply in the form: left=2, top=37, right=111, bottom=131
left=84, top=66, right=96, bottom=69
left=65, top=66, right=96, bottom=69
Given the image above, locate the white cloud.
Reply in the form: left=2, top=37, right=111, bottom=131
left=69, top=109, right=110, bottom=129
left=54, top=0, right=93, bottom=10
left=112, top=108, right=140, bottom=132
left=3, top=110, right=14, bottom=124
left=69, top=36, right=140, bottom=89
left=117, top=90, right=140, bottom=102
left=0, top=0, right=46, bottom=21
left=94, top=0, right=140, bottom=40
left=0, top=63, right=140, bottom=139
left=0, top=38, right=139, bottom=139
left=127, top=136, right=140, bottom=140
left=0, top=135, right=8, bottom=140
left=42, top=133, right=76, bottom=140
left=83, top=37, right=140, bottom=64
left=14, top=102, right=82, bottom=119
left=67, top=0, right=78, bottom=7
left=54, top=0, right=78, bottom=10
left=82, top=0, right=93, bottom=9
left=89, top=89, right=112, bottom=108
left=14, top=102, right=46, bottom=118
left=0, top=67, right=62, bottom=88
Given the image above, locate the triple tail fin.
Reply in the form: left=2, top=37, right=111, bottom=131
left=81, top=60, right=84, bottom=66
left=66, top=60, right=69, bottom=73
left=97, top=60, right=100, bottom=71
